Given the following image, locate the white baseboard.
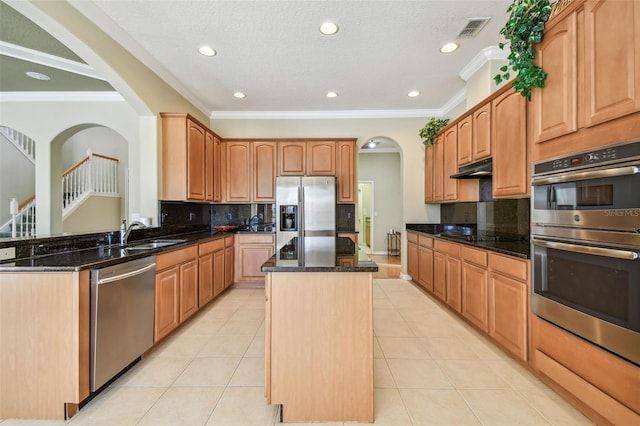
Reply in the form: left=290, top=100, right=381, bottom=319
left=400, top=273, right=412, bottom=281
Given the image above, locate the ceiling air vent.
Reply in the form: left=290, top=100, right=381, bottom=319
left=457, top=18, right=491, bottom=39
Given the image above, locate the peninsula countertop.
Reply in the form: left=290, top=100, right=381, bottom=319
left=261, top=236, right=378, bottom=273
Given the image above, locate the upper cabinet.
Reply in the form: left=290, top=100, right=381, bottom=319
left=531, top=0, right=640, bottom=161
left=457, top=104, right=491, bottom=167
left=432, top=135, right=445, bottom=202
left=336, top=140, right=356, bottom=203
left=223, top=140, right=277, bottom=203
left=492, top=88, right=529, bottom=198
left=307, top=141, right=336, bottom=176
left=424, top=143, right=435, bottom=203
left=253, top=141, right=277, bottom=202
left=278, top=141, right=306, bottom=175
left=443, top=127, right=459, bottom=201
left=161, top=113, right=222, bottom=202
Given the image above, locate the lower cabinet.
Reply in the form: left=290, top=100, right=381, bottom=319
left=433, top=239, right=461, bottom=312
left=488, top=252, right=529, bottom=361
left=235, top=233, right=275, bottom=282
left=155, top=246, right=198, bottom=341
left=199, top=239, right=226, bottom=306
left=407, top=232, right=418, bottom=280
left=417, top=235, right=434, bottom=292
left=461, top=246, right=489, bottom=332
left=433, top=251, right=446, bottom=301
left=224, top=235, right=234, bottom=288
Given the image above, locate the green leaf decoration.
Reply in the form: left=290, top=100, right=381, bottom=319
left=418, top=118, right=450, bottom=146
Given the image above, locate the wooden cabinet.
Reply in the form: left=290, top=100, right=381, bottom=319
left=198, top=249, right=214, bottom=306
left=155, top=246, right=198, bottom=341
left=199, top=239, right=226, bottom=306
left=253, top=141, right=277, bottom=202
left=417, top=235, right=434, bottom=292
left=424, top=144, right=434, bottom=202
left=338, top=232, right=358, bottom=244
left=583, top=0, right=640, bottom=127
left=235, top=233, right=275, bottom=282
left=407, top=232, right=419, bottom=280
left=307, top=141, right=336, bottom=175
left=224, top=235, right=234, bottom=288
left=445, top=256, right=462, bottom=312
left=432, top=135, right=445, bottom=202
left=461, top=246, right=489, bottom=332
left=473, top=104, right=492, bottom=160
left=492, top=88, right=529, bottom=198
left=443, top=127, right=458, bottom=201
left=213, top=249, right=225, bottom=297
left=488, top=253, right=529, bottom=361
left=336, top=140, right=356, bottom=203
left=161, top=113, right=222, bottom=202
left=457, top=115, right=473, bottom=165
left=213, top=134, right=222, bottom=202
left=279, top=141, right=306, bottom=175
left=224, top=141, right=252, bottom=202
left=433, top=251, right=446, bottom=300
left=434, top=239, right=462, bottom=311
left=531, top=0, right=640, bottom=161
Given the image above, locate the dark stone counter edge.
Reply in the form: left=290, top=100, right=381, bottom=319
left=0, top=230, right=255, bottom=272
left=406, top=226, right=530, bottom=260
left=261, top=259, right=379, bottom=273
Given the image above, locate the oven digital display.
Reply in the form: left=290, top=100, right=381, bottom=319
left=570, top=157, right=583, bottom=166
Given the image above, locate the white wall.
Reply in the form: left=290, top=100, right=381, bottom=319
left=0, top=133, right=35, bottom=225
left=358, top=153, right=402, bottom=254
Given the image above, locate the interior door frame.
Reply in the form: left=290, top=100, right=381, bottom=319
left=357, top=180, right=374, bottom=252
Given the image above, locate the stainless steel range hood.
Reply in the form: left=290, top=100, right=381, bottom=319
left=450, top=158, right=492, bottom=179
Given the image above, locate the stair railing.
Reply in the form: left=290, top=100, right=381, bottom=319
left=0, top=126, right=36, bottom=164
left=0, top=196, right=36, bottom=238
left=62, top=152, right=119, bottom=214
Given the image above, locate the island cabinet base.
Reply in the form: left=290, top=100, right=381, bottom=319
left=265, top=272, right=374, bottom=423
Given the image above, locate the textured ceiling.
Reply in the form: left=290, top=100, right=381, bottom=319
left=1, top=0, right=513, bottom=117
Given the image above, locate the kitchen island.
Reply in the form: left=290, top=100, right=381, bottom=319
left=261, top=236, right=378, bottom=423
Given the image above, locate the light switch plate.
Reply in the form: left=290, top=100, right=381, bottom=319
left=0, top=247, right=16, bottom=261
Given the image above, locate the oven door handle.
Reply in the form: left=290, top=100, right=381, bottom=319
left=532, top=165, right=640, bottom=186
left=532, top=239, right=639, bottom=260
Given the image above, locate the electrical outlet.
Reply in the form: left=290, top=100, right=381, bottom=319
left=0, top=247, right=16, bottom=261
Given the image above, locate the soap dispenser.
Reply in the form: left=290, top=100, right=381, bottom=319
left=120, top=220, right=126, bottom=245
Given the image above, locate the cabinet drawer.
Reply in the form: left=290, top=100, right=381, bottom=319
left=199, top=238, right=225, bottom=255
left=461, top=246, right=487, bottom=267
left=434, top=239, right=460, bottom=257
left=488, top=253, right=528, bottom=281
left=236, top=234, right=275, bottom=245
left=156, top=245, right=198, bottom=270
left=418, top=235, right=433, bottom=248
left=407, top=232, right=418, bottom=244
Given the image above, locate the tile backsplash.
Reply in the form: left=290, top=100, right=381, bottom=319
left=441, top=198, right=530, bottom=237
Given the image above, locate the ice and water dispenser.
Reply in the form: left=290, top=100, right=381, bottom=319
left=279, top=205, right=298, bottom=231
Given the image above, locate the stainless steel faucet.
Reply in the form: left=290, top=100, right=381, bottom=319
left=247, top=213, right=263, bottom=231
left=121, top=221, right=146, bottom=245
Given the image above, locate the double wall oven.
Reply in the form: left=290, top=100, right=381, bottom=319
left=531, top=140, right=640, bottom=366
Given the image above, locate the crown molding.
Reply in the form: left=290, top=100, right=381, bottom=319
left=0, top=41, right=105, bottom=80
left=0, top=91, right=124, bottom=102
left=210, top=108, right=444, bottom=120
left=458, top=45, right=508, bottom=82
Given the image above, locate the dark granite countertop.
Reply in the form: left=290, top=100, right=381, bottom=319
left=261, top=236, right=378, bottom=272
left=406, top=224, right=530, bottom=259
left=0, top=229, right=273, bottom=272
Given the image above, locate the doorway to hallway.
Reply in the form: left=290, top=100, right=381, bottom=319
left=357, top=181, right=373, bottom=253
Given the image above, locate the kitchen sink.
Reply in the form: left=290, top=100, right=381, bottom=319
left=126, top=239, right=187, bottom=250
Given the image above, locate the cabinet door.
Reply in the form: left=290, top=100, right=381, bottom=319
left=584, top=0, right=640, bottom=126
left=213, top=249, right=225, bottom=297
left=279, top=141, right=306, bottom=175
left=407, top=241, right=418, bottom=281
left=424, top=144, right=434, bottom=202
left=225, top=245, right=234, bottom=287
left=155, top=266, right=180, bottom=341
left=457, top=115, right=472, bottom=165
left=253, top=141, right=277, bottom=202
left=179, top=259, right=198, bottom=322
left=205, top=131, right=214, bottom=201
left=213, top=134, right=222, bottom=202
left=418, top=246, right=434, bottom=292
left=198, top=253, right=214, bottom=307
left=187, top=119, right=206, bottom=200
left=462, top=262, right=488, bottom=332
left=224, top=141, right=252, bottom=202
left=237, top=245, right=275, bottom=281
left=531, top=10, right=578, bottom=143
left=432, top=135, right=444, bottom=202
left=445, top=256, right=461, bottom=312
left=489, top=272, right=527, bottom=360
left=443, top=127, right=458, bottom=201
left=492, top=89, right=529, bottom=198
left=433, top=251, right=446, bottom=301
left=307, top=141, right=336, bottom=175
left=473, top=103, right=491, bottom=159
left=336, top=141, right=356, bottom=203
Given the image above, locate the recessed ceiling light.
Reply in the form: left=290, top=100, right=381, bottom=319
left=198, top=45, right=216, bottom=56
left=408, top=90, right=420, bottom=97
left=233, top=92, right=246, bottom=98
left=25, top=71, right=50, bottom=81
left=320, top=21, right=339, bottom=35
left=326, top=91, right=338, bottom=98
left=368, top=140, right=377, bottom=148
left=440, top=42, right=459, bottom=53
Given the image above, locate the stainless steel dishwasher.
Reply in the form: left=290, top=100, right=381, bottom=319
left=90, top=256, right=156, bottom=391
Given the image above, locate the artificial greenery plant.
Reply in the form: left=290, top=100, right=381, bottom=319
left=418, top=118, right=450, bottom=146
left=494, top=0, right=553, bottom=100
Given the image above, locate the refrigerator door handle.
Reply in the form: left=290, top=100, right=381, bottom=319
left=299, top=184, right=304, bottom=238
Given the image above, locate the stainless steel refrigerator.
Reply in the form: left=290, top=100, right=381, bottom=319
left=276, top=176, right=336, bottom=250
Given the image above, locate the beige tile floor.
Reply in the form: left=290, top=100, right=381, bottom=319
left=1, top=279, right=593, bottom=426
